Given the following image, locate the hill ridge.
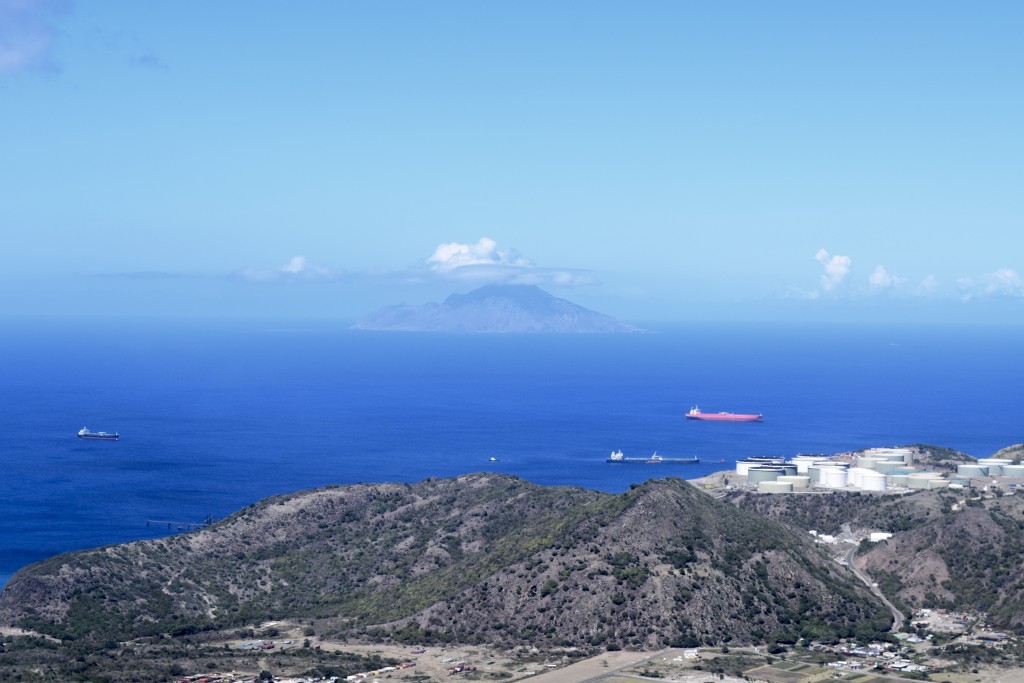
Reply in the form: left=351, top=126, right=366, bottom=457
left=0, top=474, right=890, bottom=648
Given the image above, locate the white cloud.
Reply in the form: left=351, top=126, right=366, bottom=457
left=868, top=265, right=905, bottom=290
left=228, top=240, right=596, bottom=289
left=509, top=269, right=598, bottom=287
left=233, top=256, right=342, bottom=283
left=983, top=268, right=1024, bottom=297
left=868, top=265, right=893, bottom=289
left=815, top=248, right=851, bottom=291
left=956, top=276, right=974, bottom=293
left=0, top=0, right=70, bottom=75
left=790, top=255, right=1024, bottom=303
left=425, top=237, right=595, bottom=287
left=916, top=275, right=939, bottom=296
left=427, top=237, right=531, bottom=274
left=957, top=268, right=1024, bottom=300
left=279, top=255, right=335, bottom=278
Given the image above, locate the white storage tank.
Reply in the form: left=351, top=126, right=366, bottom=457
left=793, top=455, right=833, bottom=473
left=875, top=458, right=900, bottom=469
left=794, top=456, right=835, bottom=473
left=977, top=459, right=1012, bottom=476
left=887, top=473, right=910, bottom=487
left=778, top=475, right=810, bottom=490
left=737, top=457, right=785, bottom=476
left=1000, top=465, right=1024, bottom=478
left=758, top=481, right=794, bottom=494
left=908, top=472, right=942, bottom=489
left=819, top=467, right=849, bottom=489
left=848, top=467, right=866, bottom=487
left=864, top=448, right=914, bottom=464
left=957, top=464, right=990, bottom=479
left=748, top=467, right=786, bottom=484
left=928, top=479, right=950, bottom=489
left=808, top=463, right=847, bottom=482
left=861, top=471, right=888, bottom=491
left=793, top=459, right=822, bottom=473
left=735, top=460, right=765, bottom=476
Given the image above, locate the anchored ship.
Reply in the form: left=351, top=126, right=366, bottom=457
left=78, top=427, right=119, bottom=441
left=606, top=450, right=700, bottom=464
left=685, top=406, right=763, bottom=422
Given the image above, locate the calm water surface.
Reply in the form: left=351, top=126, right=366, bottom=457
left=2, top=318, right=1022, bottom=586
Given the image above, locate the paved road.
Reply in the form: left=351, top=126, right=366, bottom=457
left=523, top=648, right=670, bottom=683
left=841, top=542, right=904, bottom=632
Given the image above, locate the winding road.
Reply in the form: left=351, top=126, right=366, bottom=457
left=840, top=526, right=904, bottom=632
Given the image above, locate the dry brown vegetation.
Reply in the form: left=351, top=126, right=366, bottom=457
left=0, top=474, right=889, bottom=652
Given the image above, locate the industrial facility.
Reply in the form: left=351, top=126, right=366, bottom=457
left=740, top=447, right=1024, bottom=494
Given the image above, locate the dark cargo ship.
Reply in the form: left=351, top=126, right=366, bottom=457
left=606, top=450, right=699, bottom=464
left=78, top=427, right=119, bottom=441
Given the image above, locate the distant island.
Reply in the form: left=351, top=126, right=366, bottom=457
left=352, top=283, right=642, bottom=333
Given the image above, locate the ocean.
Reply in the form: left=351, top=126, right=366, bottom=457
left=2, top=318, right=1023, bottom=588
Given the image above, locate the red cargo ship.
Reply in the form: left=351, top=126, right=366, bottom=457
left=685, top=406, right=763, bottom=422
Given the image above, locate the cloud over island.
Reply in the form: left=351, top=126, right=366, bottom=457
left=424, top=238, right=596, bottom=287
left=231, top=238, right=596, bottom=289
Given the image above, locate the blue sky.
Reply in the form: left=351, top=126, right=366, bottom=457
left=2, top=1, right=1022, bottom=323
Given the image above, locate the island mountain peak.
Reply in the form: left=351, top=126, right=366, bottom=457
left=353, top=284, right=641, bottom=333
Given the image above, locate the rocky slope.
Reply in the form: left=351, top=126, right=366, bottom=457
left=0, top=474, right=889, bottom=647
left=352, top=284, right=640, bottom=333
left=992, top=443, right=1024, bottom=461
left=858, top=493, right=1024, bottom=631
left=731, top=487, right=1024, bottom=633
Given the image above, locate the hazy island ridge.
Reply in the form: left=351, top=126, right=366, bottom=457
left=352, top=284, right=642, bottom=333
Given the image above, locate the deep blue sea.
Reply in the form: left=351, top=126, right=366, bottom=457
left=2, top=318, right=1023, bottom=588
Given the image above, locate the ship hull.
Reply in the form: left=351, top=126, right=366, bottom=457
left=77, top=428, right=119, bottom=441
left=607, top=457, right=700, bottom=464
left=685, top=414, right=762, bottom=422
